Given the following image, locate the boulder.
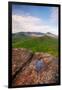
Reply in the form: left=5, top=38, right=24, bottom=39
left=12, top=48, right=59, bottom=87
left=12, top=48, right=33, bottom=77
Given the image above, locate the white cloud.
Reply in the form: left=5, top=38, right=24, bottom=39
left=50, top=7, right=58, bottom=26
left=12, top=14, right=58, bottom=35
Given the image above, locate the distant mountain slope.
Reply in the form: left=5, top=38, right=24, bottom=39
left=12, top=32, right=58, bottom=38
left=12, top=32, right=45, bottom=37
left=46, top=32, right=58, bottom=38
left=12, top=32, right=58, bottom=57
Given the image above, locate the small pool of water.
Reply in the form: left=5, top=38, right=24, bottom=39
left=35, top=59, right=45, bottom=72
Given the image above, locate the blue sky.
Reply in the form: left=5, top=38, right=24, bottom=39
left=12, top=4, right=58, bottom=35
left=12, top=4, right=52, bottom=25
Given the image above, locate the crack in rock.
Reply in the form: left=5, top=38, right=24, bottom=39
left=12, top=48, right=59, bottom=87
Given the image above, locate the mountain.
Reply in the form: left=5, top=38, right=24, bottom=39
left=12, top=32, right=58, bottom=38
left=24, top=32, right=44, bottom=37
left=46, top=32, right=58, bottom=39
left=12, top=32, right=58, bottom=57
left=12, top=32, right=44, bottom=37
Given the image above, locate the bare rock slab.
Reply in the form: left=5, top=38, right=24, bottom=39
left=12, top=48, right=59, bottom=87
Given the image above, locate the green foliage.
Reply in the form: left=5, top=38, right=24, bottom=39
left=12, top=35, right=58, bottom=57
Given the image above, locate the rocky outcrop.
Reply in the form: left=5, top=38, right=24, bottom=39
left=12, top=48, right=33, bottom=77
left=12, top=48, right=59, bottom=87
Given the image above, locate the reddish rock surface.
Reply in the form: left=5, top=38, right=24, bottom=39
left=12, top=48, right=59, bottom=87
left=12, top=48, right=33, bottom=77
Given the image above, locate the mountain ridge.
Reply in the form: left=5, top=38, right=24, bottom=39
left=12, top=32, right=58, bottom=38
